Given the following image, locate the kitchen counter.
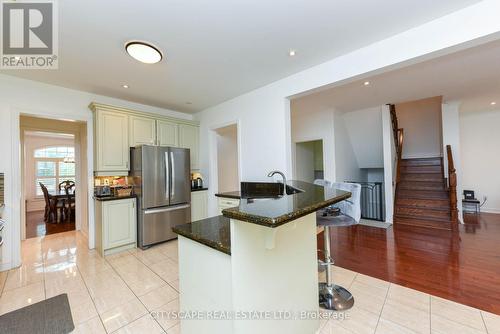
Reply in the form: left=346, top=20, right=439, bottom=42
left=174, top=180, right=351, bottom=334
left=215, top=191, right=241, bottom=199
left=93, top=194, right=137, bottom=201
left=222, top=180, right=350, bottom=227
left=191, top=187, right=208, bottom=192
left=173, top=215, right=230, bottom=255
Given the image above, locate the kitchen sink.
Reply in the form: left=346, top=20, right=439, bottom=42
left=240, top=182, right=304, bottom=199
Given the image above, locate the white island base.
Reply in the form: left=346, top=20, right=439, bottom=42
left=177, top=212, right=320, bottom=334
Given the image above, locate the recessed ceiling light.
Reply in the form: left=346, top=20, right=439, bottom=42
left=125, top=41, right=163, bottom=64
left=364, top=81, right=370, bottom=86
left=491, top=101, right=497, bottom=105
left=289, top=50, right=296, bottom=57
left=122, top=84, right=129, bottom=89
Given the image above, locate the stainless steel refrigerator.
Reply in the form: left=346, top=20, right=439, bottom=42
left=130, top=145, right=191, bottom=249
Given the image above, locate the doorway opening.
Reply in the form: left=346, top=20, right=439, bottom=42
left=294, top=140, right=324, bottom=183
left=215, top=124, right=240, bottom=193
left=20, top=116, right=88, bottom=239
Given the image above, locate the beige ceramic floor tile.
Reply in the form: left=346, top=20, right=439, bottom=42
left=157, top=240, right=179, bottom=262
left=149, top=258, right=179, bottom=283
left=100, top=298, right=148, bottom=333
left=375, top=318, right=419, bottom=334
left=139, top=284, right=179, bottom=311
left=44, top=261, right=80, bottom=282
left=380, top=298, right=430, bottom=334
left=0, top=271, right=7, bottom=292
left=166, top=323, right=181, bottom=334
left=112, top=258, right=165, bottom=296
left=431, top=314, right=486, bottom=334
left=348, top=280, right=388, bottom=315
left=386, top=284, right=430, bottom=312
left=431, top=296, right=486, bottom=331
left=153, top=298, right=180, bottom=332
left=0, top=281, right=45, bottom=315
left=169, top=280, right=179, bottom=292
left=114, top=314, right=165, bottom=334
left=481, top=311, right=500, bottom=334
left=130, top=247, right=169, bottom=266
left=321, top=320, right=355, bottom=334
left=328, top=306, right=379, bottom=334
left=3, top=262, right=45, bottom=291
left=354, top=274, right=390, bottom=290
left=71, top=316, right=106, bottom=334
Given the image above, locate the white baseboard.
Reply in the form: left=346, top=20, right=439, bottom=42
left=480, top=208, right=500, bottom=214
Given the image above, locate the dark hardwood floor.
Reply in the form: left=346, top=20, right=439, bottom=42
left=319, top=212, right=500, bottom=315
left=26, top=210, right=75, bottom=238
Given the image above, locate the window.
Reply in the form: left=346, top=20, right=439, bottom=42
left=35, top=146, right=75, bottom=196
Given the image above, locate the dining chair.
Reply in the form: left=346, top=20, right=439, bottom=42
left=39, top=183, right=64, bottom=223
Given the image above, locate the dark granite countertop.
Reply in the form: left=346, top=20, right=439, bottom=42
left=222, top=180, right=351, bottom=228
left=173, top=215, right=231, bottom=255
left=215, top=191, right=241, bottom=199
left=94, top=195, right=137, bottom=201
left=191, top=187, right=208, bottom=192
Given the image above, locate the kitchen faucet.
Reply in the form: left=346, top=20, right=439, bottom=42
left=267, top=170, right=287, bottom=195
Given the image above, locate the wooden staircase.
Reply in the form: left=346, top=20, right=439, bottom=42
left=394, top=157, right=454, bottom=230
left=389, top=104, right=458, bottom=231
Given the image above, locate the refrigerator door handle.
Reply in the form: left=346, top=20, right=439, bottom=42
left=165, top=151, right=170, bottom=201
left=170, top=151, right=175, bottom=198
left=144, top=204, right=190, bottom=214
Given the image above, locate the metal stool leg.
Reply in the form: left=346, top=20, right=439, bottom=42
left=319, top=225, right=354, bottom=310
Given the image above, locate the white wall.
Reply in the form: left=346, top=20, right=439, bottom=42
left=396, top=96, right=443, bottom=159
left=0, top=74, right=192, bottom=271
left=459, top=109, right=500, bottom=213
left=195, top=1, right=500, bottom=217
left=442, top=102, right=463, bottom=218
left=382, top=105, right=395, bottom=223
left=343, top=107, right=384, bottom=168
left=295, top=141, right=316, bottom=183
left=24, top=133, right=75, bottom=212
left=216, top=125, right=240, bottom=193
left=333, top=112, right=365, bottom=183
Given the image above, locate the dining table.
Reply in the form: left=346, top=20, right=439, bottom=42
left=48, top=188, right=75, bottom=222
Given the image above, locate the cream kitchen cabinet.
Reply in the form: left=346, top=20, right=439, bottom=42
left=129, top=116, right=156, bottom=146
left=91, top=103, right=200, bottom=175
left=191, top=190, right=208, bottom=222
left=217, top=197, right=240, bottom=215
left=94, top=108, right=129, bottom=173
left=179, top=124, right=200, bottom=170
left=95, top=198, right=137, bottom=256
left=157, top=120, right=179, bottom=147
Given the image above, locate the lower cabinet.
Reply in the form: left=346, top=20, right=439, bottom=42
left=95, top=198, right=137, bottom=256
left=217, top=197, right=240, bottom=215
left=191, top=190, right=208, bottom=222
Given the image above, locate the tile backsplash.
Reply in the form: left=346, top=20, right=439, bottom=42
left=0, top=173, right=4, bottom=204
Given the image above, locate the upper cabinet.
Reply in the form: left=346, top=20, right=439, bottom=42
left=129, top=116, right=156, bottom=147
left=179, top=124, right=200, bottom=170
left=94, top=108, right=129, bottom=173
left=157, top=120, right=179, bottom=147
left=90, top=103, right=200, bottom=175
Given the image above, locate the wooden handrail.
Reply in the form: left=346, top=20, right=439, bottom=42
left=446, top=145, right=458, bottom=228
left=395, top=129, right=404, bottom=185
left=389, top=104, right=399, bottom=153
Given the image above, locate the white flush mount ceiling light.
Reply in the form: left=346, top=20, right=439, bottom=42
left=491, top=101, right=497, bottom=105
left=122, top=84, right=129, bottom=89
left=289, top=49, right=296, bottom=57
left=363, top=81, right=370, bottom=86
left=125, top=41, right=163, bottom=64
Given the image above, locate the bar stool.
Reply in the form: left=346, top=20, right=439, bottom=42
left=314, top=180, right=361, bottom=311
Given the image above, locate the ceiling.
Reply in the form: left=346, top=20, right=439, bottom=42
left=292, top=39, right=500, bottom=114
left=2, top=0, right=480, bottom=113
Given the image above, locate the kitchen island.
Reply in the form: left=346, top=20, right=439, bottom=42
left=173, top=180, right=350, bottom=334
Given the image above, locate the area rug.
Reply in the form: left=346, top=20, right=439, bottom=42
left=0, top=293, right=74, bottom=334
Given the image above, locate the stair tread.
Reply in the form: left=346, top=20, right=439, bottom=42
left=394, top=216, right=452, bottom=231
left=396, top=204, right=451, bottom=212
left=394, top=213, right=452, bottom=223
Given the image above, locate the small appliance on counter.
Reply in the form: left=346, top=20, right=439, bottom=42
left=191, top=172, right=204, bottom=190
left=94, top=185, right=112, bottom=197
